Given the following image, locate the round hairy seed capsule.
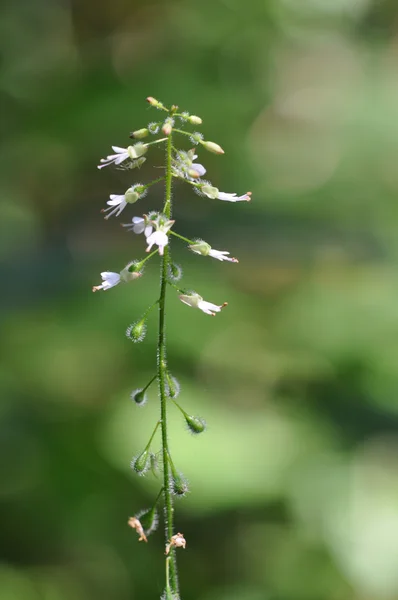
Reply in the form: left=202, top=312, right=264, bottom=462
left=185, top=415, right=206, bottom=435
left=131, top=449, right=150, bottom=476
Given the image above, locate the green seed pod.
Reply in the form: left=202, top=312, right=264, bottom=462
left=171, top=471, right=189, bottom=496
left=126, top=320, right=147, bottom=343
left=168, top=262, right=183, bottom=282
left=185, top=415, right=206, bottom=435
left=130, top=388, right=147, bottom=406
left=166, top=374, right=180, bottom=399
left=136, top=506, right=159, bottom=537
left=131, top=449, right=150, bottom=476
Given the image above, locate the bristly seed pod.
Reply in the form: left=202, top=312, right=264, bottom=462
left=170, top=471, right=189, bottom=496
left=161, top=590, right=180, bottom=600
left=136, top=506, right=159, bottom=537
left=185, top=415, right=206, bottom=435
left=168, top=262, right=183, bottom=282
left=130, top=388, right=147, bottom=406
left=126, top=319, right=147, bottom=343
left=165, top=374, right=180, bottom=399
left=131, top=449, right=150, bottom=476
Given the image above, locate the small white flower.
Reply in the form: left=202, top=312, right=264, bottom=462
left=146, top=216, right=174, bottom=255
left=189, top=240, right=238, bottom=263
left=92, top=263, right=142, bottom=292
left=123, top=216, right=153, bottom=237
left=217, top=191, right=251, bottom=202
left=98, top=144, right=147, bottom=169
left=179, top=292, right=227, bottom=316
left=92, top=271, right=120, bottom=292
left=102, top=186, right=145, bottom=219
left=201, top=184, right=251, bottom=202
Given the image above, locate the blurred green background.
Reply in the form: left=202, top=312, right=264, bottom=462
left=2, top=0, right=398, bottom=598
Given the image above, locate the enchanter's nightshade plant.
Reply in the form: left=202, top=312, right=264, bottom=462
left=93, top=97, right=251, bottom=600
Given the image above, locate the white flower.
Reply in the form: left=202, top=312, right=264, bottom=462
left=201, top=184, right=251, bottom=202
left=189, top=240, right=238, bottom=262
left=102, top=186, right=145, bottom=219
left=92, top=264, right=142, bottom=292
left=217, top=191, right=251, bottom=202
left=92, top=271, right=120, bottom=292
left=123, top=216, right=153, bottom=237
left=98, top=143, right=147, bottom=169
left=179, top=292, right=227, bottom=316
left=146, top=216, right=174, bottom=255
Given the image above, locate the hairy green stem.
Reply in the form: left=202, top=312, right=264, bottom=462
left=158, top=129, right=179, bottom=594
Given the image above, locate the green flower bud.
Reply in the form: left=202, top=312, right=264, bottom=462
left=201, top=140, right=224, bottom=154
left=130, top=128, right=149, bottom=139
left=201, top=184, right=219, bottom=199
left=146, top=97, right=165, bottom=110
left=188, top=115, right=202, bottom=125
left=127, top=143, right=148, bottom=159
left=189, top=240, right=211, bottom=256
left=171, top=471, right=189, bottom=496
left=131, top=449, right=150, bottom=476
left=185, top=415, right=206, bottom=435
left=126, top=319, right=147, bottom=343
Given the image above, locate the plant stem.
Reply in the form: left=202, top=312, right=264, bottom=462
left=158, top=130, right=179, bottom=595
left=170, top=230, right=195, bottom=245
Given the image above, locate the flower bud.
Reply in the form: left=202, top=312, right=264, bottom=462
left=187, top=168, right=201, bottom=179
left=200, top=184, right=219, bottom=199
left=130, top=128, right=149, bottom=139
left=162, top=118, right=174, bottom=136
left=146, top=97, right=165, bottom=110
left=127, top=143, right=148, bottom=159
left=188, top=115, right=202, bottom=125
left=185, top=415, right=206, bottom=435
left=136, top=506, right=159, bottom=537
left=168, top=262, right=183, bottom=282
left=130, top=388, right=147, bottom=406
left=170, top=471, right=189, bottom=496
left=201, top=140, right=224, bottom=154
left=131, top=449, right=150, bottom=476
left=189, top=240, right=211, bottom=256
left=126, top=319, right=147, bottom=343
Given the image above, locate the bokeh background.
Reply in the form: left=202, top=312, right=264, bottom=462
left=2, top=0, right=398, bottom=598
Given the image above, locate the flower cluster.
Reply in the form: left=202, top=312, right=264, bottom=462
left=92, top=97, right=250, bottom=600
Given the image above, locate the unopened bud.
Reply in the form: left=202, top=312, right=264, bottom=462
left=189, top=240, right=211, bottom=256
left=188, top=115, right=202, bottom=125
left=126, top=319, right=147, bottom=343
left=127, top=143, right=148, bottom=159
left=131, top=449, right=150, bottom=476
left=201, top=140, right=224, bottom=154
left=185, top=414, right=206, bottom=435
left=171, top=471, right=189, bottom=496
left=131, top=388, right=147, bottom=406
left=201, top=184, right=219, bottom=199
left=130, top=128, right=149, bottom=139
left=146, top=97, right=165, bottom=110
left=187, top=168, right=200, bottom=179
left=162, top=118, right=174, bottom=136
